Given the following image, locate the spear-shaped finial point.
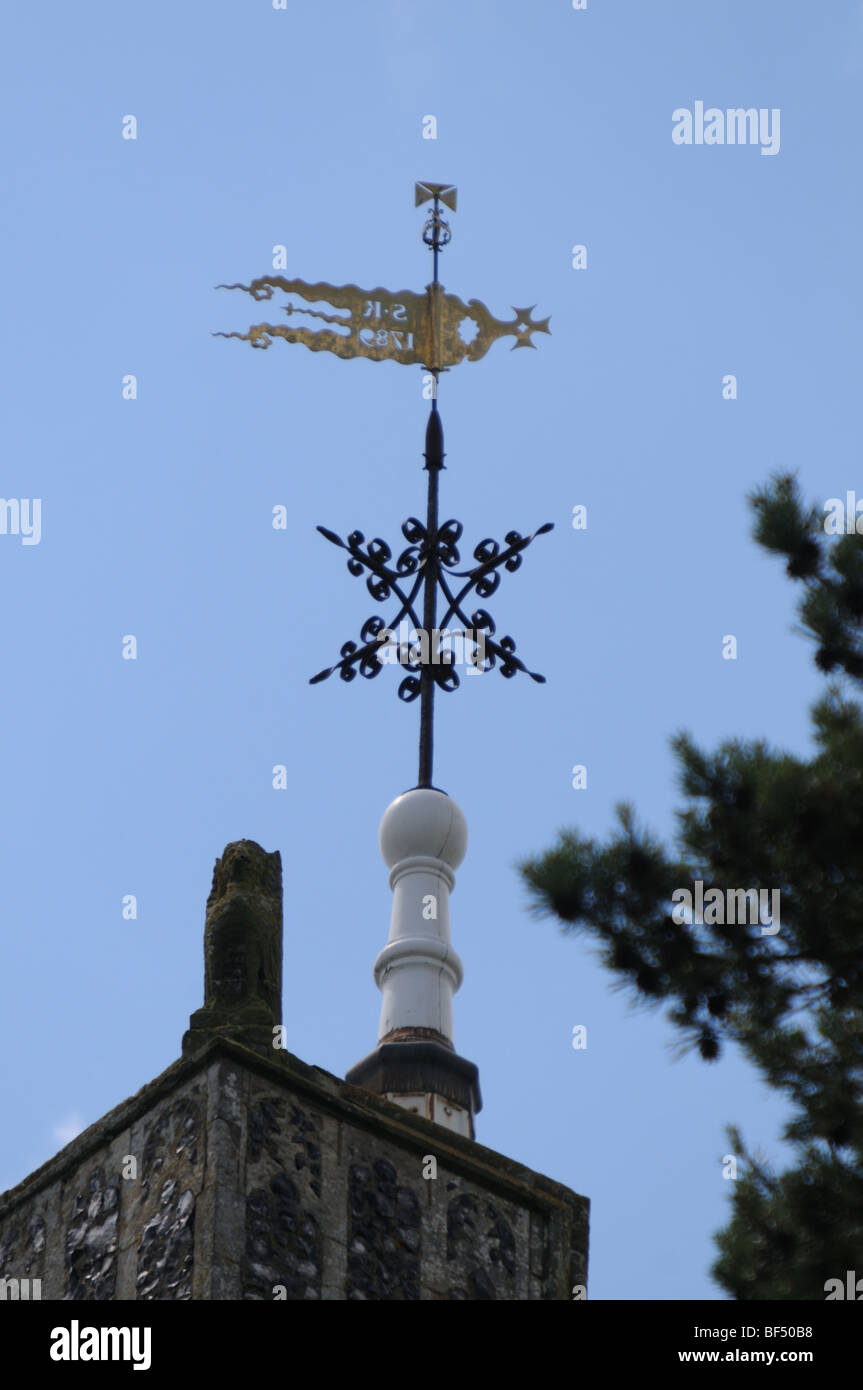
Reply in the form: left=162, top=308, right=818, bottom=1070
left=424, top=403, right=444, bottom=471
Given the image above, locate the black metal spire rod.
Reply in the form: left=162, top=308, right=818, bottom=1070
left=418, top=400, right=443, bottom=787
left=417, top=187, right=450, bottom=787
left=309, top=185, right=553, bottom=789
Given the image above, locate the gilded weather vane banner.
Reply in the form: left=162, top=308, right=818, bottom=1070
left=214, top=275, right=550, bottom=370
left=215, top=183, right=549, bottom=373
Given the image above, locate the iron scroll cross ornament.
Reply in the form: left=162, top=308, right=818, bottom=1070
left=216, top=183, right=553, bottom=790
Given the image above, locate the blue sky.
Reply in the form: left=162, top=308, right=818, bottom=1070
left=1, top=0, right=859, bottom=1299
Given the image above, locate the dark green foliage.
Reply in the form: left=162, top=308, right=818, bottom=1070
left=519, top=475, right=863, bottom=1299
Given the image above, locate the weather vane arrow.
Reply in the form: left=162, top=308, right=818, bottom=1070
left=216, top=183, right=553, bottom=791
left=214, top=182, right=550, bottom=372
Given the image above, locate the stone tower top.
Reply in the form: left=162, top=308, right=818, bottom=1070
left=0, top=836, right=589, bottom=1301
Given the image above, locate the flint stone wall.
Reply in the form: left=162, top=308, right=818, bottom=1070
left=0, top=1038, right=588, bottom=1300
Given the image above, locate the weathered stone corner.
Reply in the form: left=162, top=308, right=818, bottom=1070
left=183, top=840, right=283, bottom=1061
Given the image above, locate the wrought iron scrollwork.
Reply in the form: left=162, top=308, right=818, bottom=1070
left=310, top=515, right=553, bottom=699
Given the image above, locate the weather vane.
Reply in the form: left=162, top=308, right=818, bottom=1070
left=216, top=183, right=549, bottom=370
left=216, top=182, right=553, bottom=790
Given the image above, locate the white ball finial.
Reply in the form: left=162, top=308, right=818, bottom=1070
left=346, top=785, right=481, bottom=1137
left=379, top=789, right=468, bottom=871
